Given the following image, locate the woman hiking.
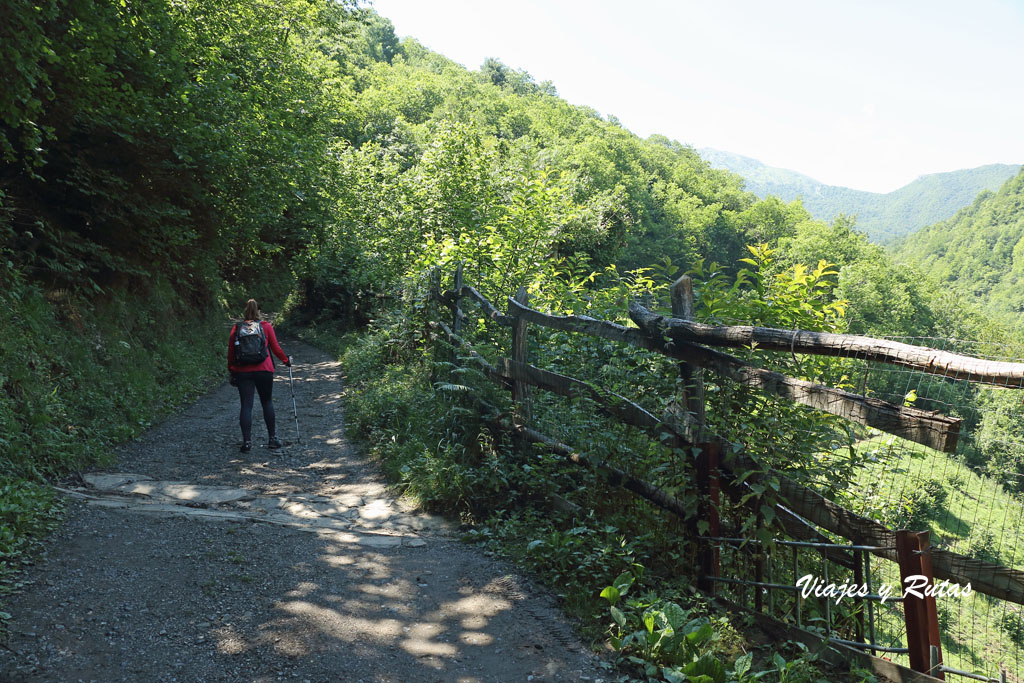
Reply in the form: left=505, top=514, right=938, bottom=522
left=228, top=299, right=291, bottom=452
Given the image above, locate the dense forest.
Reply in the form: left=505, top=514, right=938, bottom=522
left=894, top=168, right=1024, bottom=321
left=700, top=148, right=1020, bottom=244
left=3, top=1, right=1024, bottom=678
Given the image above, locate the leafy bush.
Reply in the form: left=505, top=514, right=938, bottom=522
left=893, top=479, right=948, bottom=530
left=338, top=308, right=514, bottom=514
left=1, top=282, right=224, bottom=480
left=1001, top=608, right=1024, bottom=649
left=597, top=568, right=807, bottom=683
left=966, top=530, right=1002, bottom=565
left=0, top=478, right=60, bottom=613
left=0, top=278, right=226, bottom=623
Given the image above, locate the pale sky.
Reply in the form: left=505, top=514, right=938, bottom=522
left=371, top=0, right=1024, bottom=193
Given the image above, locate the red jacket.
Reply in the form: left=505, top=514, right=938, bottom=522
left=228, top=320, right=288, bottom=373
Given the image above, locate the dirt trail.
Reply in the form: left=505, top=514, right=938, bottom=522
left=1, top=341, right=605, bottom=682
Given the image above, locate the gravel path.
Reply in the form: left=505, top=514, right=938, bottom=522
left=0, top=341, right=606, bottom=682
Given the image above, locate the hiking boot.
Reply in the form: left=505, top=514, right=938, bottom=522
left=268, top=436, right=283, bottom=449
left=240, top=441, right=252, bottom=453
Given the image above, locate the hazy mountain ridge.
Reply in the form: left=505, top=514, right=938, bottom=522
left=698, top=148, right=1020, bottom=243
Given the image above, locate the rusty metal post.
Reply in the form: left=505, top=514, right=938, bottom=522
left=853, top=549, right=866, bottom=643
left=895, top=530, right=944, bottom=679
left=696, top=441, right=721, bottom=595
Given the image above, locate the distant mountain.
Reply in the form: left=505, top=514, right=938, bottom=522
left=892, top=168, right=1024, bottom=320
left=698, top=148, right=1020, bottom=244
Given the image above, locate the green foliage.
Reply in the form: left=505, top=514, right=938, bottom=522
left=764, top=644, right=822, bottom=683
left=970, top=389, right=1024, bottom=492
left=774, top=215, right=942, bottom=337
left=337, top=309, right=512, bottom=513
left=479, top=57, right=557, bottom=96
left=898, top=479, right=948, bottom=529
left=690, top=248, right=864, bottom=495
left=0, top=278, right=226, bottom=626
left=0, top=0, right=59, bottom=167
left=597, top=569, right=825, bottom=683
left=1000, top=609, right=1024, bottom=649
left=0, top=479, right=60, bottom=602
left=297, top=27, right=796, bottom=307
left=843, top=435, right=973, bottom=537
left=894, top=168, right=1024, bottom=323
left=0, top=282, right=224, bottom=481
left=601, top=573, right=721, bottom=675
left=2, top=0, right=358, bottom=297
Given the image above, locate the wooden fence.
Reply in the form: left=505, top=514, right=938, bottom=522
left=428, top=265, right=1024, bottom=681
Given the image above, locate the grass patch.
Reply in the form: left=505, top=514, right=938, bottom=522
left=834, top=433, right=1024, bottom=676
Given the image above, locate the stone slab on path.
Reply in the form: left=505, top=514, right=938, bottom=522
left=83, top=474, right=258, bottom=506
left=80, top=473, right=153, bottom=489
left=72, top=471, right=451, bottom=540
left=1, top=340, right=604, bottom=682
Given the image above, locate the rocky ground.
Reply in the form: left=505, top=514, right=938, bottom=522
left=0, top=341, right=607, bottom=682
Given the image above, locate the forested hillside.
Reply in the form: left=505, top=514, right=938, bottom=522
left=894, top=168, right=1024, bottom=320
left=0, top=0, right=810, bottom=607
left=5, top=2, right=1024, bottom=678
left=1, top=0, right=363, bottom=581
left=700, top=148, right=1020, bottom=243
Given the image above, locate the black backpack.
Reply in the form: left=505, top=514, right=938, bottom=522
left=234, top=321, right=268, bottom=365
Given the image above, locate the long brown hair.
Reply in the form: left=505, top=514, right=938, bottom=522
left=243, top=299, right=261, bottom=321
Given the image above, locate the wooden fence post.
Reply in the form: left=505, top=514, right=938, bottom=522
left=510, top=286, right=532, bottom=428
left=673, top=275, right=717, bottom=594
left=670, top=275, right=705, bottom=440
left=896, top=530, right=944, bottom=679
left=452, top=261, right=465, bottom=336
left=429, top=266, right=442, bottom=384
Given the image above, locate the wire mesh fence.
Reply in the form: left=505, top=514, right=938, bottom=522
left=433, top=269, right=1024, bottom=680
left=707, top=334, right=1024, bottom=680
left=859, top=337, right=1024, bottom=679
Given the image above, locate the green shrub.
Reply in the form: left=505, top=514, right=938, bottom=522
left=337, top=308, right=513, bottom=514
left=0, top=478, right=60, bottom=602
left=0, top=278, right=227, bottom=621
left=1001, top=608, right=1024, bottom=649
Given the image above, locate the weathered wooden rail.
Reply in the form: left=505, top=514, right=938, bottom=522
left=627, top=302, right=1024, bottom=387
left=428, top=266, right=1024, bottom=680
left=504, top=297, right=964, bottom=453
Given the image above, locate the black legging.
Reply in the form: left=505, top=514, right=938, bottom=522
left=236, top=371, right=275, bottom=442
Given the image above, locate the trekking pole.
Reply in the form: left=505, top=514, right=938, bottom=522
left=287, top=357, right=301, bottom=443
